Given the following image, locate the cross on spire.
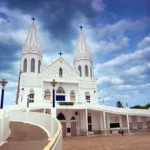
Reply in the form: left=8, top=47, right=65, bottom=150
left=79, top=26, right=83, bottom=31
left=58, top=51, right=63, bottom=56
left=31, top=17, right=36, bottom=22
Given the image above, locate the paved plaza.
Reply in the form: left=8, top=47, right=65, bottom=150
left=63, top=134, right=150, bottom=150
left=0, top=122, right=48, bottom=150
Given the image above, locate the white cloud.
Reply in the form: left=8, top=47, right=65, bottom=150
left=89, top=36, right=129, bottom=53
left=94, top=34, right=150, bottom=106
left=71, top=13, right=150, bottom=55
left=98, top=18, right=150, bottom=37
left=91, top=0, right=104, bottom=12
left=138, top=36, right=150, bottom=49
left=97, top=76, right=124, bottom=85
left=125, top=63, right=150, bottom=76
left=95, top=47, right=150, bottom=71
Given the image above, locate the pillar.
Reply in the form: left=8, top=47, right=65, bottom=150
left=119, top=115, right=122, bottom=129
left=100, top=112, right=103, bottom=130
left=85, top=109, right=88, bottom=135
left=126, top=114, right=130, bottom=134
left=103, top=111, right=107, bottom=135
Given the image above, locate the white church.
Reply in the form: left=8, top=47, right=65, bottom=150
left=16, top=20, right=150, bottom=137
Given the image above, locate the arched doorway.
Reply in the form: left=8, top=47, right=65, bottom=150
left=71, top=116, right=77, bottom=136
left=57, top=113, right=66, bottom=137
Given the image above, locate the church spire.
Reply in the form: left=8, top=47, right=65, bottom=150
left=74, top=26, right=91, bottom=60
left=22, top=17, right=42, bottom=54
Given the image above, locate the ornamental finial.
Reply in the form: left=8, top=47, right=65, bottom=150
left=31, top=17, right=36, bottom=22
left=79, top=26, right=83, bottom=31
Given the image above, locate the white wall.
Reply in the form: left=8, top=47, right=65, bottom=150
left=88, top=110, right=100, bottom=131
left=0, top=110, right=10, bottom=145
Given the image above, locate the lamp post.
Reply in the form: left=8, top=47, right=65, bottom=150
left=0, top=79, right=8, bottom=109
left=21, top=88, right=24, bottom=102
left=51, top=79, right=57, bottom=108
left=50, top=79, right=57, bottom=138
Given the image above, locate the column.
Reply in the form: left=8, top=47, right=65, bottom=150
left=126, top=114, right=130, bottom=134
left=44, top=108, right=46, bottom=114
left=100, top=112, right=103, bottom=130
left=107, top=115, right=110, bottom=131
left=119, top=115, right=122, bottom=129
left=103, top=111, right=107, bottom=135
left=85, top=109, right=88, bottom=135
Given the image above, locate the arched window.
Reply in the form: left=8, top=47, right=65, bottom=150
left=71, top=116, right=76, bottom=120
left=44, top=89, right=51, bottom=101
left=38, top=60, right=41, bottom=73
left=78, top=65, right=82, bottom=77
left=59, top=68, right=63, bottom=77
left=29, top=89, right=34, bottom=103
left=85, top=65, right=88, bottom=77
left=56, top=86, right=65, bottom=93
left=56, top=86, right=65, bottom=101
left=90, top=67, right=92, bottom=78
left=70, top=90, right=75, bottom=101
left=23, top=58, right=27, bottom=72
left=31, top=58, right=35, bottom=72
left=85, top=91, right=90, bottom=103
left=57, top=113, right=66, bottom=120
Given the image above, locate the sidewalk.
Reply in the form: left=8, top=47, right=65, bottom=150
left=0, top=122, right=49, bottom=150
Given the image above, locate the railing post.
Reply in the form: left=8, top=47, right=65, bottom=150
left=26, top=108, right=29, bottom=122
left=1, top=110, right=4, bottom=141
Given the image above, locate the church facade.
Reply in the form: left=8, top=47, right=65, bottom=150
left=16, top=20, right=150, bottom=137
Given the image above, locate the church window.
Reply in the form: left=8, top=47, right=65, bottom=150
left=90, top=67, right=92, bottom=78
left=23, top=58, right=27, bottom=72
left=38, top=60, right=41, bottom=73
left=85, top=65, right=88, bottom=77
left=59, top=68, right=63, bottom=77
left=29, top=89, right=34, bottom=103
left=56, top=86, right=65, bottom=93
left=56, top=86, right=65, bottom=101
left=71, top=116, right=76, bottom=120
left=44, top=89, right=51, bottom=101
left=57, top=113, right=66, bottom=120
left=85, top=91, right=90, bottom=103
left=31, top=58, right=35, bottom=72
left=78, top=65, right=82, bottom=77
left=70, top=90, right=75, bottom=101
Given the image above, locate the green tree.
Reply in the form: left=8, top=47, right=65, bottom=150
left=145, top=103, right=150, bottom=109
left=116, top=101, right=124, bottom=108
left=130, top=103, right=150, bottom=109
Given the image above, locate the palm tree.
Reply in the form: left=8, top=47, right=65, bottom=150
left=116, top=101, right=124, bottom=108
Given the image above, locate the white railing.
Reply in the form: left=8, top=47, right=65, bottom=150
left=43, top=117, right=62, bottom=150
left=8, top=110, right=51, bottom=138
left=0, top=109, right=10, bottom=146
left=8, top=110, right=62, bottom=150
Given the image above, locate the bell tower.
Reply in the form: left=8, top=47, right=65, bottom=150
left=21, top=17, right=43, bottom=74
left=73, top=26, right=93, bottom=79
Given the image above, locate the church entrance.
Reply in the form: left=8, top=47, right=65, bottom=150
left=71, top=116, right=77, bottom=136
left=57, top=113, right=66, bottom=137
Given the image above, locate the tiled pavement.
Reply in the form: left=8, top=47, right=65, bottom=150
left=63, top=134, right=150, bottom=150
left=1, top=122, right=150, bottom=150
left=0, top=122, right=49, bottom=150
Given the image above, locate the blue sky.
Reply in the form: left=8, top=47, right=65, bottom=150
left=0, top=0, right=150, bottom=107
